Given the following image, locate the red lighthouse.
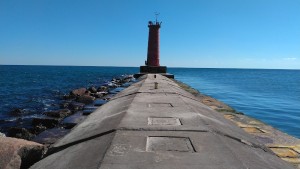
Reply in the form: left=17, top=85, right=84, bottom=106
left=137, top=17, right=173, bottom=78
left=146, top=21, right=161, bottom=66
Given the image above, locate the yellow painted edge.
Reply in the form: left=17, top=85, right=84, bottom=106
left=281, top=158, right=300, bottom=164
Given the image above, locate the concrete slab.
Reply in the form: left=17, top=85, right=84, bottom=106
left=99, top=130, right=294, bottom=169
left=146, top=136, right=194, bottom=152
left=148, top=117, right=181, bottom=126
left=30, top=132, right=115, bottom=169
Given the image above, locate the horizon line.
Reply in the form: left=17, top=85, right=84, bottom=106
left=1, top=64, right=299, bottom=70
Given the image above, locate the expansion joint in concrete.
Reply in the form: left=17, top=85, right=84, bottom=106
left=117, top=127, right=210, bottom=133
left=109, top=92, right=140, bottom=101
left=46, top=129, right=116, bottom=157
left=137, top=91, right=201, bottom=102
left=212, top=129, right=272, bottom=154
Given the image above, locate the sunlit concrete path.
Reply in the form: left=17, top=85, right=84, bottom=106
left=30, top=74, right=295, bottom=169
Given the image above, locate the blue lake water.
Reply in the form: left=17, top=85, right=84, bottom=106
left=0, top=65, right=299, bottom=138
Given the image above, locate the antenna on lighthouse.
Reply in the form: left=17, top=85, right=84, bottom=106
left=155, top=12, right=160, bottom=23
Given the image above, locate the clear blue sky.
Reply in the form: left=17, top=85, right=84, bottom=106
left=1, top=0, right=299, bottom=69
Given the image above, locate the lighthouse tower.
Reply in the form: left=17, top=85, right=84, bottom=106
left=137, top=16, right=173, bottom=78
left=146, top=20, right=161, bottom=66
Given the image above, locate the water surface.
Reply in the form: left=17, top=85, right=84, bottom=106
left=170, top=68, right=300, bottom=138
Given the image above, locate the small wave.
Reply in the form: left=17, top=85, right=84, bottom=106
left=4, top=117, right=21, bottom=122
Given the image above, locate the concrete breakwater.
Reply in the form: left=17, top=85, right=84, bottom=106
left=0, top=74, right=300, bottom=168
left=27, top=74, right=298, bottom=169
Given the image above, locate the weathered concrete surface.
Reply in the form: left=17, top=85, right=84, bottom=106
left=30, top=74, right=296, bottom=169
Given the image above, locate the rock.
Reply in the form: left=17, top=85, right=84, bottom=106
left=104, top=82, right=119, bottom=88
left=7, top=127, right=35, bottom=140
left=63, top=94, right=75, bottom=100
left=97, top=86, right=108, bottom=92
left=88, top=86, right=97, bottom=93
left=32, top=118, right=60, bottom=128
left=70, top=88, right=86, bottom=96
left=83, top=105, right=98, bottom=110
left=9, top=109, right=24, bottom=116
left=121, top=78, right=131, bottom=83
left=118, top=75, right=134, bottom=84
left=32, top=125, right=47, bottom=135
left=91, top=92, right=104, bottom=98
left=94, top=99, right=107, bottom=106
left=76, top=95, right=95, bottom=104
left=97, top=91, right=108, bottom=95
left=84, top=90, right=91, bottom=95
left=108, top=87, right=125, bottom=94
left=82, top=109, right=94, bottom=116
left=82, top=106, right=98, bottom=115
left=103, top=94, right=115, bottom=100
left=68, top=102, right=85, bottom=111
left=121, top=82, right=133, bottom=87
left=111, top=78, right=122, bottom=85
left=0, top=132, right=5, bottom=137
left=62, top=112, right=87, bottom=128
left=0, top=137, right=44, bottom=169
left=123, top=75, right=135, bottom=82
left=60, top=102, right=70, bottom=109
left=44, top=109, right=71, bottom=118
left=32, top=128, right=70, bottom=144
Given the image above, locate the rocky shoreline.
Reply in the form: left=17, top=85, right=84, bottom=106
left=0, top=74, right=136, bottom=169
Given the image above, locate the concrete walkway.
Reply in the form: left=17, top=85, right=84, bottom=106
left=30, top=74, right=295, bottom=169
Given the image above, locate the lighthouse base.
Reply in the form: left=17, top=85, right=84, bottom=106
left=134, top=66, right=174, bottom=79
left=140, top=66, right=167, bottom=73
left=134, top=73, right=174, bottom=79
